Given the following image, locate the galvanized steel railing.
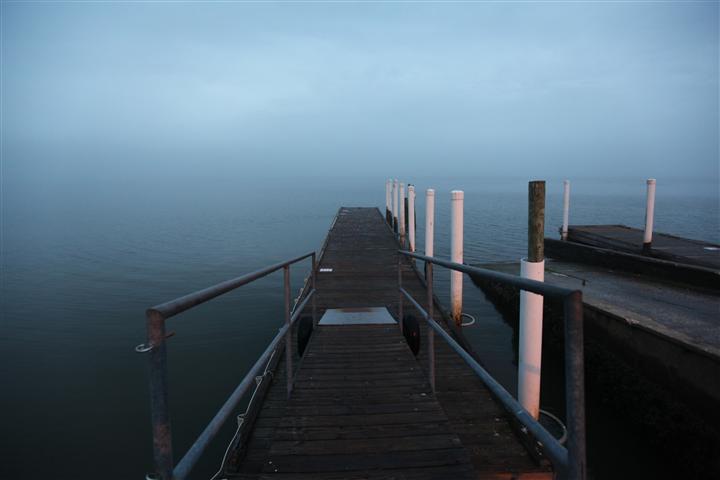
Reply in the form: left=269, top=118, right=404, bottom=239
left=137, top=252, right=317, bottom=480
left=397, top=250, right=586, bottom=480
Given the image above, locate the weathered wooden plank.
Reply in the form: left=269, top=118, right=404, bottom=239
left=228, top=207, right=548, bottom=478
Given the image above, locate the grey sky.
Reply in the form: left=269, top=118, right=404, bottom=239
left=2, top=2, right=718, bottom=180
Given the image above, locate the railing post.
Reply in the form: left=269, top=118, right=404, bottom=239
left=562, top=180, right=570, bottom=241
left=311, top=253, right=317, bottom=327
left=284, top=265, right=293, bottom=398
left=146, top=310, right=174, bottom=480
left=398, top=255, right=403, bottom=334
left=426, top=261, right=435, bottom=392
left=564, top=290, right=586, bottom=480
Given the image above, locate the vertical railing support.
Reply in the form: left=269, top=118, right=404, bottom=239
left=562, top=180, right=570, bottom=241
left=311, top=253, right=317, bottom=327
left=426, top=261, right=435, bottom=392
left=564, top=290, right=587, bottom=480
left=146, top=310, right=174, bottom=480
left=397, top=255, right=403, bottom=334
left=284, top=265, right=293, bottom=398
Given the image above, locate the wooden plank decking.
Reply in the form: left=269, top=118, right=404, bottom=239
left=567, top=224, right=720, bottom=270
left=227, top=207, right=550, bottom=479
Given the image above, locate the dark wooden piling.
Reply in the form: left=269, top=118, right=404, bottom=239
left=528, top=180, right=545, bottom=262
left=226, top=207, right=552, bottom=479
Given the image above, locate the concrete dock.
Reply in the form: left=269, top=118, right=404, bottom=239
left=566, top=224, right=720, bottom=270
left=471, top=255, right=720, bottom=476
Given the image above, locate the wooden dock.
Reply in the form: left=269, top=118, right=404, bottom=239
left=225, top=207, right=550, bottom=479
left=566, top=224, right=720, bottom=270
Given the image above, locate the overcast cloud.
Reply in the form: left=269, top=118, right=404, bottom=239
left=2, top=2, right=718, bottom=181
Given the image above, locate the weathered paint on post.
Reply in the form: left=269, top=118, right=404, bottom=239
left=147, top=310, right=174, bottom=480
left=643, top=178, right=656, bottom=252
left=562, top=180, right=570, bottom=241
left=408, top=185, right=416, bottom=252
left=518, top=180, right=545, bottom=420
left=450, top=190, right=464, bottom=326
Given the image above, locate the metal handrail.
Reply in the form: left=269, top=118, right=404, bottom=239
left=398, top=250, right=586, bottom=480
left=140, top=252, right=317, bottom=480
left=148, top=252, right=315, bottom=319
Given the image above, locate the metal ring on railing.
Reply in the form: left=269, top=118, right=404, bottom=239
left=460, top=312, right=476, bottom=327
left=135, top=343, right=154, bottom=353
left=539, top=409, right=568, bottom=445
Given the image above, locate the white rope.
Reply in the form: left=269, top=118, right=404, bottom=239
left=210, top=350, right=277, bottom=480
left=460, top=312, right=476, bottom=327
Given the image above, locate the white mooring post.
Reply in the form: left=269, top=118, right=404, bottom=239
left=408, top=185, right=416, bottom=252
left=519, top=180, right=545, bottom=420
left=561, top=180, right=570, bottom=241
left=425, top=189, right=435, bottom=258
left=385, top=179, right=392, bottom=225
left=399, top=183, right=406, bottom=242
left=450, top=190, right=464, bottom=326
left=392, top=179, right=399, bottom=233
left=643, top=178, right=656, bottom=252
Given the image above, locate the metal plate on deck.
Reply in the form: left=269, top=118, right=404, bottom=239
left=318, top=307, right=397, bottom=325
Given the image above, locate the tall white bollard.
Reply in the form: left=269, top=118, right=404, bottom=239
left=643, top=178, right=656, bottom=252
left=518, top=258, right=545, bottom=419
left=425, top=189, right=435, bottom=258
left=450, top=190, right=464, bottom=326
left=519, top=180, right=546, bottom=420
left=393, top=179, right=399, bottom=233
left=408, top=185, right=416, bottom=252
left=399, top=183, right=406, bottom=240
left=561, top=180, right=570, bottom=241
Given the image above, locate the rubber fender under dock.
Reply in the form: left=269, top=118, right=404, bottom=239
left=297, top=315, right=313, bottom=357
left=403, top=314, right=421, bottom=356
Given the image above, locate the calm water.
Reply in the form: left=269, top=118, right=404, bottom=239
left=2, top=175, right=718, bottom=479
